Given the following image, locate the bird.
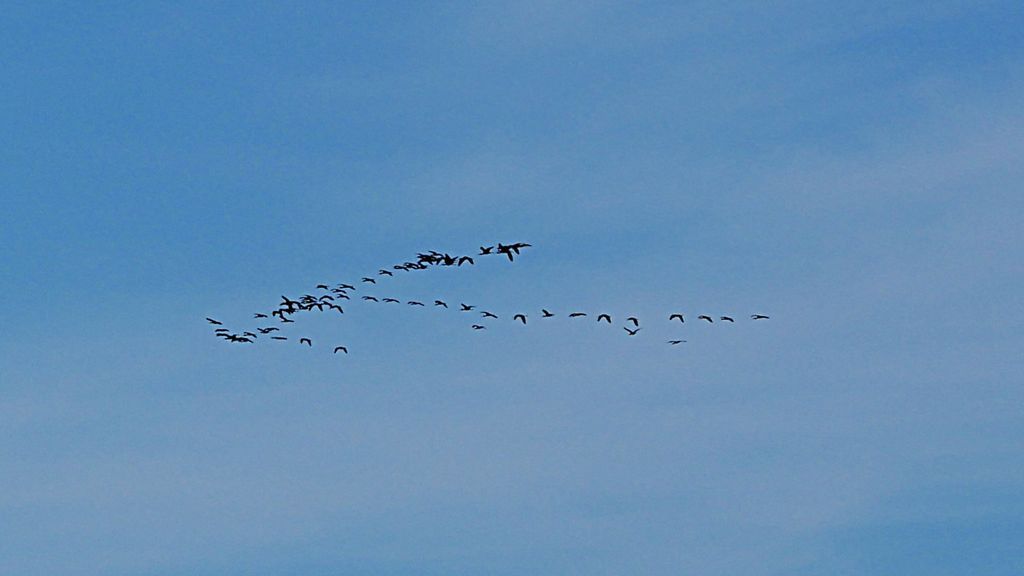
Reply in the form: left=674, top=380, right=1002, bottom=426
left=471, top=324, right=487, bottom=330
left=481, top=311, right=498, bottom=319
left=254, top=313, right=268, bottom=319
left=513, top=314, right=527, bottom=324
left=243, top=332, right=258, bottom=339
left=257, top=327, right=280, bottom=334
left=362, top=296, right=379, bottom=302
left=299, top=338, right=312, bottom=346
left=597, top=314, right=611, bottom=323
left=624, top=327, right=641, bottom=336
left=698, top=315, right=713, bottom=323
left=328, top=304, right=344, bottom=313
left=361, top=277, right=376, bottom=284
left=569, top=312, right=587, bottom=318
left=542, top=309, right=554, bottom=317
left=271, top=336, right=288, bottom=340
left=279, top=316, right=295, bottom=323
left=206, top=318, right=222, bottom=325
left=457, top=256, right=474, bottom=266
left=627, top=317, right=639, bottom=326
left=479, top=245, right=494, bottom=255
left=333, top=346, right=348, bottom=354
left=669, top=313, right=684, bottom=323
left=667, top=340, right=686, bottom=345
left=337, top=283, right=355, bottom=291
left=379, top=269, right=394, bottom=276
left=215, top=328, right=229, bottom=333
left=382, top=298, right=400, bottom=303
left=316, top=284, right=329, bottom=290
left=751, top=314, right=770, bottom=320
left=460, top=303, right=475, bottom=311
left=720, top=316, right=735, bottom=322
left=434, top=300, right=448, bottom=308
left=408, top=301, right=425, bottom=306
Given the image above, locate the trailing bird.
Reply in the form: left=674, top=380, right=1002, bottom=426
left=257, top=327, right=280, bottom=334
left=243, top=332, right=258, bottom=339
left=408, top=301, right=425, bottom=306
left=471, top=324, right=487, bottom=330
left=751, top=314, right=770, bottom=320
left=328, top=304, right=344, bottom=313
left=254, top=313, right=268, bottom=319
left=667, top=340, right=686, bottom=345
left=337, top=283, right=355, bottom=291
left=361, top=277, right=376, bottom=284
left=457, top=256, right=474, bottom=266
left=299, top=338, right=312, bottom=346
left=720, top=316, right=734, bottom=322
left=379, top=269, right=394, bottom=276
left=627, top=317, right=639, bottom=327
left=624, top=327, right=641, bottom=336
left=316, top=284, right=329, bottom=290
left=542, top=309, right=554, bottom=317
left=597, top=314, right=611, bottom=323
left=460, top=303, right=475, bottom=311
left=698, top=315, right=713, bottom=323
left=434, top=300, right=448, bottom=308
left=513, top=314, right=527, bottom=324
left=206, top=318, right=222, bottom=325
left=334, top=346, right=348, bottom=354
left=569, top=312, right=587, bottom=318
left=271, top=336, right=288, bottom=340
left=362, top=296, right=379, bottom=302
left=481, top=311, right=498, bottom=319
left=383, top=298, right=400, bottom=303
left=669, top=313, right=684, bottom=323
left=215, top=328, right=229, bottom=333
left=479, top=245, right=494, bottom=255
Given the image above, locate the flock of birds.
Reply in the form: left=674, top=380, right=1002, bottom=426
left=207, top=241, right=771, bottom=356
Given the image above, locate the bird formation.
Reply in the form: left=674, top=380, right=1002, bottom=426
left=206, top=241, right=771, bottom=356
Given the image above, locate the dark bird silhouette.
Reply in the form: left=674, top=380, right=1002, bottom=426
left=334, top=293, right=350, bottom=300
left=698, top=315, right=713, bottom=323
left=481, top=311, right=498, bottom=319
left=460, top=303, right=475, bottom=311
left=206, top=318, right=222, bottom=325
left=299, top=338, right=312, bottom=347
left=271, top=336, right=288, bottom=340
left=479, top=245, right=494, bottom=255
left=569, top=312, right=587, bottom=318
left=243, top=332, right=258, bottom=339
left=669, top=313, right=685, bottom=323
left=408, top=301, right=425, bottom=306
left=627, top=317, right=639, bottom=327
left=513, top=314, right=527, bottom=324
left=471, top=324, right=487, bottom=330
left=383, top=298, right=400, bottom=303
left=334, top=346, right=348, bottom=354
left=624, top=327, right=641, bottom=336
left=361, top=277, right=376, bottom=284
left=362, top=296, right=379, bottom=302
left=257, top=327, right=280, bottom=334
left=597, top=314, right=611, bottom=323
left=720, top=316, right=735, bottom=322
left=542, top=309, right=554, bottom=317
left=435, top=300, right=448, bottom=308
left=318, top=295, right=334, bottom=301
left=751, top=314, right=770, bottom=320
left=379, top=269, right=394, bottom=276
left=215, top=327, right=229, bottom=332
left=328, top=304, right=344, bottom=313
left=316, top=284, right=329, bottom=290
left=337, top=283, right=355, bottom=291
left=457, top=256, right=474, bottom=266
left=254, top=313, right=268, bottom=319
left=280, top=316, right=295, bottom=323
left=667, top=340, right=686, bottom=345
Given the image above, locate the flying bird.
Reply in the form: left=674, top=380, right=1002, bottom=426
left=751, top=314, right=770, bottom=320
left=334, top=346, right=348, bottom=354
left=299, top=338, right=312, bottom=347
left=254, top=313, right=268, bottom=319
left=542, top=309, right=554, bottom=317
left=361, top=277, right=376, bottom=284
left=479, top=245, right=494, bottom=255
left=624, top=327, right=641, bottom=336
left=669, top=313, right=684, bottom=323
left=206, top=318, right=222, bottom=325
left=379, top=269, right=394, bottom=276
left=720, top=316, right=735, bottom=322
left=408, top=301, right=425, bottom=306
left=627, top=317, right=639, bottom=326
left=481, top=311, right=498, bottom=319
left=316, top=284, right=329, bottom=290
left=434, top=300, right=448, bottom=308
left=698, top=315, right=714, bottom=323
left=257, top=327, right=280, bottom=334
left=667, top=340, right=686, bottom=345
left=337, top=283, right=355, bottom=290
left=513, top=314, right=527, bottom=324
left=382, top=298, right=400, bottom=303
left=271, top=336, right=288, bottom=340
left=457, top=256, right=474, bottom=266
left=460, top=303, right=475, bottom=311
left=362, top=296, right=379, bottom=302
left=569, top=312, right=587, bottom=318
left=471, top=324, right=487, bottom=330
left=597, top=314, right=611, bottom=323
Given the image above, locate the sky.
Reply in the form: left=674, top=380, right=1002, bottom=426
left=2, top=1, right=1023, bottom=574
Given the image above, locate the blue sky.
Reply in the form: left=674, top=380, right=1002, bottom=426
left=2, top=2, right=1023, bottom=574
